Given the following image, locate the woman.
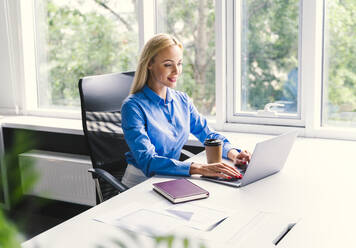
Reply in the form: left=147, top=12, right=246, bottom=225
left=121, top=33, right=251, bottom=188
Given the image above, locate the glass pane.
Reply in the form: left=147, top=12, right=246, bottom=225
left=240, top=0, right=299, bottom=114
left=35, top=0, right=139, bottom=109
left=156, top=0, right=216, bottom=117
left=323, top=0, right=356, bottom=127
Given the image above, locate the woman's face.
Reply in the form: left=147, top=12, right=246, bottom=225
left=148, top=45, right=183, bottom=89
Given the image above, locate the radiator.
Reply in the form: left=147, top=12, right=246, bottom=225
left=19, top=150, right=96, bottom=206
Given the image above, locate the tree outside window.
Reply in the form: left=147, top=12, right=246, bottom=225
left=36, top=0, right=139, bottom=109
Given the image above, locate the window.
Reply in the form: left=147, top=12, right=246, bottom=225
left=33, top=0, right=139, bottom=110
left=156, top=0, right=216, bottom=117
left=322, top=0, right=356, bottom=128
left=228, top=0, right=301, bottom=125
left=15, top=0, right=356, bottom=139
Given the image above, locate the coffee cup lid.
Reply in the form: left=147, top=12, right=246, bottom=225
left=204, top=139, right=222, bottom=146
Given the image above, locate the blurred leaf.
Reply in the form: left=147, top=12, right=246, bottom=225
left=2, top=131, right=38, bottom=206
left=0, top=130, right=39, bottom=247
left=0, top=211, right=21, bottom=248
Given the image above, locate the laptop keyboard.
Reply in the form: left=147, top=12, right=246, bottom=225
left=218, top=177, right=240, bottom=182
left=201, top=176, right=241, bottom=182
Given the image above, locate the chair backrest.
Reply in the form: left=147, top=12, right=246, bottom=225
left=79, top=71, right=135, bottom=200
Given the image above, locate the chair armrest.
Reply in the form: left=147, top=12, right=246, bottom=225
left=179, top=148, right=197, bottom=161
left=181, top=149, right=196, bottom=158
left=88, top=168, right=128, bottom=193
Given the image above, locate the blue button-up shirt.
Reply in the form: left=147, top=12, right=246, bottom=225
left=121, top=85, right=238, bottom=177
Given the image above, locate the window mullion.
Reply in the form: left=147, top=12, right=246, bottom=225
left=302, top=0, right=323, bottom=135
left=20, top=0, right=38, bottom=113
left=225, top=0, right=235, bottom=125
left=215, top=0, right=227, bottom=130
left=138, top=0, right=155, bottom=51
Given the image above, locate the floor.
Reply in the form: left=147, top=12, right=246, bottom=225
left=5, top=196, right=91, bottom=241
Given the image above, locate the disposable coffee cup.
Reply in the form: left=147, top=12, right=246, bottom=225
left=204, top=139, right=222, bottom=164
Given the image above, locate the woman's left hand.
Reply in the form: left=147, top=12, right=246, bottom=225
left=233, top=150, right=251, bottom=166
left=228, top=149, right=251, bottom=168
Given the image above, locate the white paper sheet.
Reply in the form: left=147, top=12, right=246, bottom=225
left=163, top=203, right=229, bottom=231
left=108, top=209, right=181, bottom=236
left=94, top=203, right=183, bottom=236
left=94, top=200, right=230, bottom=237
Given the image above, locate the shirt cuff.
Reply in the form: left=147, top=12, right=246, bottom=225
left=174, top=160, right=191, bottom=176
left=223, top=143, right=241, bottom=158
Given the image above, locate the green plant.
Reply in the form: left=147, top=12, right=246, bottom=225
left=0, top=211, right=21, bottom=248
left=0, top=131, right=38, bottom=247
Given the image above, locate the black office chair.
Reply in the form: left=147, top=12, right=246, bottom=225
left=79, top=71, right=135, bottom=203
left=79, top=71, right=202, bottom=203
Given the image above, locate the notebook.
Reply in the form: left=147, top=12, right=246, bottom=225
left=153, top=178, right=209, bottom=203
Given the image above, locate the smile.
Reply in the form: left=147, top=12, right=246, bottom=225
left=168, top=77, right=177, bottom=82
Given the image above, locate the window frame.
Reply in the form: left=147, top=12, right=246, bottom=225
left=225, top=0, right=304, bottom=127
left=20, top=0, right=154, bottom=119
left=221, top=0, right=356, bottom=140
left=13, top=0, right=356, bottom=140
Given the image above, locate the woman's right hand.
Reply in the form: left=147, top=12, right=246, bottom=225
left=190, top=162, right=242, bottom=179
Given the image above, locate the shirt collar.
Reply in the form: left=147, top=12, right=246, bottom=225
left=166, top=87, right=173, bottom=103
left=143, top=85, right=173, bottom=104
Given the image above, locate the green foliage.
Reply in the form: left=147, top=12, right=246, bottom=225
left=0, top=211, right=21, bottom=248
left=0, top=131, right=39, bottom=248
left=243, top=0, right=299, bottom=111
left=43, top=0, right=138, bottom=108
left=42, top=0, right=356, bottom=123
left=157, top=0, right=216, bottom=115
left=3, top=131, right=38, bottom=206
left=326, top=0, right=356, bottom=118
left=98, top=232, right=207, bottom=248
left=154, top=234, right=206, bottom=248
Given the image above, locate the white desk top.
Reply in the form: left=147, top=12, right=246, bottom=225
left=21, top=136, right=356, bottom=248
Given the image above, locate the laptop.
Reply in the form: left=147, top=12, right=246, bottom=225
left=201, top=131, right=298, bottom=187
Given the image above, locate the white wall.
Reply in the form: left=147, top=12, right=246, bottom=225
left=0, top=0, right=22, bottom=115
left=0, top=0, right=14, bottom=113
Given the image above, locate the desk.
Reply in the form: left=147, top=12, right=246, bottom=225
left=21, top=136, right=356, bottom=247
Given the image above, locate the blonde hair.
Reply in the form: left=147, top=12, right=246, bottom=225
left=131, top=33, right=183, bottom=94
